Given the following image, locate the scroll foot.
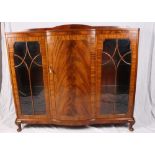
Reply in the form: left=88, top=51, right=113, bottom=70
left=128, top=119, right=135, bottom=131
left=15, top=120, right=22, bottom=132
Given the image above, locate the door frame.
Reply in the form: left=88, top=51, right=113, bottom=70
left=95, top=29, right=139, bottom=119
left=6, top=32, right=51, bottom=120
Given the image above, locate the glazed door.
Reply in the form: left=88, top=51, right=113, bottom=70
left=96, top=30, right=139, bottom=118
left=7, top=35, right=50, bottom=120
left=47, top=31, right=95, bottom=121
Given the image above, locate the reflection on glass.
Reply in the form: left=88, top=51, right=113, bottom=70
left=14, top=41, right=46, bottom=115
left=100, top=39, right=131, bottom=114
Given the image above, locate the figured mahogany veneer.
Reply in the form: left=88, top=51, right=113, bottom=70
left=6, top=24, right=139, bottom=132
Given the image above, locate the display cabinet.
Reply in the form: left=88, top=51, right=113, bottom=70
left=6, top=25, right=139, bottom=131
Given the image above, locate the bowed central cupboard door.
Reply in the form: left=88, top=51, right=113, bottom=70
left=47, top=30, right=96, bottom=122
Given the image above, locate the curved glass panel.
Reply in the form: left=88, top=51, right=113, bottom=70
left=14, top=41, right=46, bottom=115
left=100, top=39, right=131, bottom=115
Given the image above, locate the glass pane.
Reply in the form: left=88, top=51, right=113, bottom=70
left=100, top=39, right=131, bottom=115
left=14, top=41, right=46, bottom=115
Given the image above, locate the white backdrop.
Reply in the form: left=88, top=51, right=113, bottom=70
left=0, top=22, right=155, bottom=132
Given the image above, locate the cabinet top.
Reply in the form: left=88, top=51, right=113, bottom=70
left=5, top=24, right=140, bottom=37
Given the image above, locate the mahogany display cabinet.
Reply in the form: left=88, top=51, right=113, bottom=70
left=5, top=25, right=139, bottom=132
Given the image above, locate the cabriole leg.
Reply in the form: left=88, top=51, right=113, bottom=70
left=15, top=119, right=22, bottom=132
left=128, top=119, right=135, bottom=131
